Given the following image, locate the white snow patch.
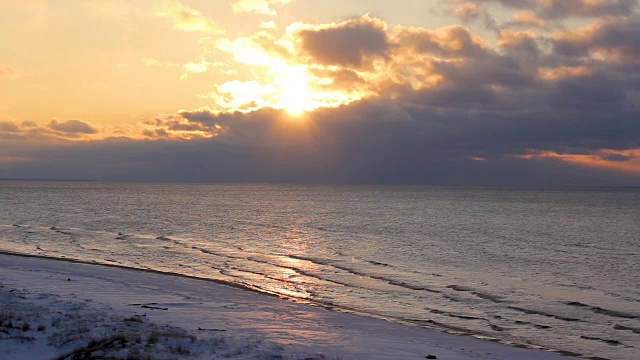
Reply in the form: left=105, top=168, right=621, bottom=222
left=0, top=253, right=576, bottom=359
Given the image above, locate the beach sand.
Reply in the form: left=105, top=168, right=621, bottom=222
left=0, top=253, right=575, bottom=359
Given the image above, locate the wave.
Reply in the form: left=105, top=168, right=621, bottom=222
left=287, top=255, right=443, bottom=293
left=507, top=306, right=582, bottom=322
left=446, top=285, right=505, bottom=303
left=3, top=223, right=638, bottom=359
left=564, top=301, right=639, bottom=319
left=613, top=324, right=640, bottom=334
left=513, top=320, right=551, bottom=330
left=580, top=335, right=623, bottom=346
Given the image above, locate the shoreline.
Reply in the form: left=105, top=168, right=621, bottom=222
left=0, top=251, right=579, bottom=359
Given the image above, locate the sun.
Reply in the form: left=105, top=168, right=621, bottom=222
left=274, top=66, right=316, bottom=116
left=279, top=79, right=311, bottom=115
left=215, top=60, right=362, bottom=115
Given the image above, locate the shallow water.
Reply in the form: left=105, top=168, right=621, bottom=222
left=1, top=181, right=639, bottom=359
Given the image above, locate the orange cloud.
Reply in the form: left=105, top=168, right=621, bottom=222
left=156, top=1, right=224, bottom=33
left=454, top=3, right=483, bottom=22
left=207, top=16, right=501, bottom=114
left=538, top=65, right=593, bottom=81
left=232, top=0, right=293, bottom=16
left=517, top=149, right=640, bottom=174
left=0, top=155, right=36, bottom=163
left=511, top=11, right=546, bottom=28
left=392, top=24, right=491, bottom=60
left=469, top=156, right=487, bottom=161
left=140, top=111, right=225, bottom=140
left=552, top=17, right=640, bottom=62
left=212, top=22, right=377, bottom=114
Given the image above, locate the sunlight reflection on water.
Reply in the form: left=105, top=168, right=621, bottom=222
left=1, top=182, right=639, bottom=359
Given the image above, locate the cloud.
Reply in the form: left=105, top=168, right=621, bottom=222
left=451, top=0, right=638, bottom=30
left=3, top=102, right=639, bottom=185
left=0, top=121, right=21, bottom=133
left=260, top=20, right=277, bottom=29
left=183, top=61, right=208, bottom=74
left=156, top=1, right=224, bottom=33
left=552, top=17, right=640, bottom=62
left=141, top=57, right=166, bottom=67
left=49, top=119, right=98, bottom=135
left=145, top=13, right=640, bottom=183
left=232, top=0, right=293, bottom=16
left=180, top=59, right=224, bottom=79
left=21, top=120, right=38, bottom=127
left=0, top=119, right=101, bottom=142
left=451, top=2, right=499, bottom=30
left=392, top=24, right=491, bottom=60
left=294, top=15, right=390, bottom=68
left=504, top=11, right=547, bottom=28
left=454, top=2, right=485, bottom=22
left=535, top=0, right=638, bottom=20
left=597, top=150, right=636, bottom=162
left=0, top=121, right=48, bottom=140
left=517, top=149, right=640, bottom=174
left=211, top=16, right=491, bottom=113
left=212, top=27, right=372, bottom=113
left=3, top=11, right=640, bottom=185
left=138, top=109, right=227, bottom=140
left=0, top=155, right=35, bottom=163
left=468, top=0, right=636, bottom=15
left=141, top=55, right=230, bottom=79
left=499, top=30, right=541, bottom=57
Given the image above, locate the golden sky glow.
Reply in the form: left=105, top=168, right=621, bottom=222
left=0, top=1, right=458, bottom=128
left=1, top=0, right=639, bottom=183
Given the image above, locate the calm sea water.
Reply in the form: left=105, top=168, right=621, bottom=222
left=1, top=181, right=639, bottom=359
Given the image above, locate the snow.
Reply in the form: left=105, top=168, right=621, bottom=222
left=0, top=253, right=576, bottom=359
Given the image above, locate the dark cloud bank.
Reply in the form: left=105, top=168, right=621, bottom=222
left=2, top=97, right=639, bottom=185
left=1, top=2, right=640, bottom=186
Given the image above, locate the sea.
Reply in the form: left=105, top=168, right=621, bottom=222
left=1, top=181, right=638, bottom=359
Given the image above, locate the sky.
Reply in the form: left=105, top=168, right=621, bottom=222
left=1, top=0, right=639, bottom=185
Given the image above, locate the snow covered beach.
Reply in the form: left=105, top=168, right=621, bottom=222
left=0, top=252, right=574, bottom=360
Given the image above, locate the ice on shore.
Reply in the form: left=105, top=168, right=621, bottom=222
left=0, top=254, right=574, bottom=359
left=0, top=284, right=325, bottom=359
